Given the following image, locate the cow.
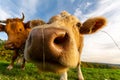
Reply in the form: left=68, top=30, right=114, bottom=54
left=24, top=11, right=106, bottom=80
left=0, top=14, right=45, bottom=70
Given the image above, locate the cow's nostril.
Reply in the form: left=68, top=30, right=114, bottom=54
left=54, top=33, right=69, bottom=47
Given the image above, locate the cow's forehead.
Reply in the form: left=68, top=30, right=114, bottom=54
left=48, top=11, right=81, bottom=26
left=7, top=18, right=21, bottom=22
left=5, top=19, right=24, bottom=32
left=8, top=23, right=17, bottom=30
left=32, top=12, right=81, bottom=31
left=6, top=18, right=23, bottom=26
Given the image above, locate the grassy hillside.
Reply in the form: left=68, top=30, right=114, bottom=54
left=0, top=60, right=120, bottom=80
left=0, top=40, right=120, bottom=80
left=81, top=62, right=120, bottom=69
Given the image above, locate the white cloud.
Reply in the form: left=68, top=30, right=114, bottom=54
left=0, top=9, right=11, bottom=20
left=19, top=0, right=39, bottom=14
left=81, top=38, right=120, bottom=64
left=74, top=0, right=120, bottom=64
left=0, top=0, right=39, bottom=21
left=74, top=0, right=120, bottom=20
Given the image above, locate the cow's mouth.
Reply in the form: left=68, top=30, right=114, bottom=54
left=4, top=43, right=15, bottom=50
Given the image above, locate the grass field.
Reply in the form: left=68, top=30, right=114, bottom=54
left=0, top=61, right=120, bottom=80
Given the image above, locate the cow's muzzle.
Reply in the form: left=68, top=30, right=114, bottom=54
left=25, top=27, right=70, bottom=62
left=4, top=41, right=15, bottom=50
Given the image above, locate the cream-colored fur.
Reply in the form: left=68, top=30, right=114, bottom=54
left=24, top=11, right=106, bottom=80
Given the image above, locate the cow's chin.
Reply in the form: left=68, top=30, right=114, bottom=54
left=4, top=45, right=17, bottom=50
left=24, top=53, right=68, bottom=73
left=35, top=55, right=79, bottom=73
left=33, top=61, right=68, bottom=73
left=5, top=44, right=23, bottom=51
left=24, top=49, right=79, bottom=73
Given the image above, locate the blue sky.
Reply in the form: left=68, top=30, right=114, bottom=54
left=0, top=0, right=120, bottom=64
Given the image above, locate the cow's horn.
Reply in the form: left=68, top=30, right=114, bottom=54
left=20, top=13, right=25, bottom=21
left=0, top=20, right=6, bottom=23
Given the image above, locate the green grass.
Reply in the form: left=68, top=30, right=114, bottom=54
left=0, top=61, right=120, bottom=80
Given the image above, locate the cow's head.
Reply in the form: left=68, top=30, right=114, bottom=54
left=24, top=11, right=106, bottom=73
left=0, top=14, right=45, bottom=50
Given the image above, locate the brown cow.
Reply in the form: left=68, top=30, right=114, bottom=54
left=24, top=11, right=106, bottom=80
left=0, top=14, right=45, bottom=70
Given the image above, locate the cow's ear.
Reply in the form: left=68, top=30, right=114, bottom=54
left=80, top=17, right=106, bottom=34
left=0, top=24, right=5, bottom=31
left=24, top=20, right=45, bottom=29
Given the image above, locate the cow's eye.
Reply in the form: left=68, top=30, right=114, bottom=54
left=76, top=22, right=81, bottom=27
